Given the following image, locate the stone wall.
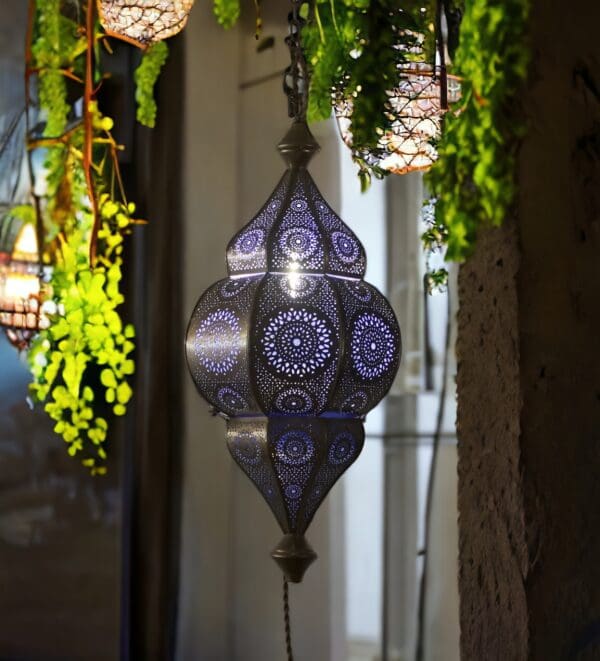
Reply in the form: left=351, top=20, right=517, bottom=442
left=456, top=1, right=600, bottom=658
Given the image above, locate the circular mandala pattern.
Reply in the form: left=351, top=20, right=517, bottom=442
left=275, top=388, right=314, bottom=414
left=332, top=231, right=360, bottom=264
left=235, top=228, right=264, bottom=254
left=230, top=433, right=262, bottom=466
left=217, top=386, right=248, bottom=412
left=351, top=312, right=397, bottom=380
left=285, top=484, right=302, bottom=500
left=260, top=307, right=334, bottom=379
left=279, top=227, right=318, bottom=260
left=219, top=278, right=251, bottom=299
left=340, top=390, right=369, bottom=413
left=329, top=432, right=357, bottom=465
left=276, top=430, right=314, bottom=466
left=290, top=198, right=308, bottom=212
left=194, top=309, right=240, bottom=375
left=279, top=274, right=319, bottom=300
left=344, top=280, right=373, bottom=303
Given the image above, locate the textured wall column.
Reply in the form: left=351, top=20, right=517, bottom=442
left=456, top=1, right=600, bottom=659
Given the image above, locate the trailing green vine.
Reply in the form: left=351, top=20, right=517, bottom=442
left=29, top=194, right=136, bottom=474
left=214, top=0, right=241, bottom=29
left=14, top=0, right=175, bottom=474
left=211, top=0, right=443, bottom=189
left=134, top=41, right=170, bottom=128
left=424, top=0, right=530, bottom=262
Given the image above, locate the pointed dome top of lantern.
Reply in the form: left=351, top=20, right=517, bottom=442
left=226, top=122, right=367, bottom=280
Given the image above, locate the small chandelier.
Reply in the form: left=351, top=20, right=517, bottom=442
left=335, top=7, right=461, bottom=175
left=186, top=1, right=402, bottom=584
left=0, top=213, right=49, bottom=350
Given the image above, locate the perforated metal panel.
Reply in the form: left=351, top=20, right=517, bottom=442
left=226, top=417, right=365, bottom=535
left=186, top=168, right=401, bottom=420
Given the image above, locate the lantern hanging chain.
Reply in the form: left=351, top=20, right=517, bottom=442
left=283, top=576, right=294, bottom=661
left=283, top=0, right=309, bottom=122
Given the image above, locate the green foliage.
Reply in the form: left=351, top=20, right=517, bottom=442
left=134, top=41, right=169, bottom=128
left=210, top=0, right=439, bottom=184
left=337, top=3, right=431, bottom=153
left=214, top=0, right=241, bottom=29
left=29, top=195, right=136, bottom=474
left=210, top=0, right=530, bottom=264
left=19, top=1, right=165, bottom=473
left=31, top=0, right=85, bottom=137
left=302, top=1, right=364, bottom=124
left=424, top=0, right=531, bottom=261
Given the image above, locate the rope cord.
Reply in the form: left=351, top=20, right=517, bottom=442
left=283, top=576, right=294, bottom=661
left=414, top=285, right=452, bottom=661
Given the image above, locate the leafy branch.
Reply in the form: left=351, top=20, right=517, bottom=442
left=23, top=0, right=144, bottom=473
left=424, top=0, right=530, bottom=261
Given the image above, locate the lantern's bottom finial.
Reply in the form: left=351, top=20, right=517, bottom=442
left=271, top=534, right=317, bottom=583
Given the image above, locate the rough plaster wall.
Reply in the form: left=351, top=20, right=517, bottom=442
left=456, top=219, right=529, bottom=661
left=456, top=1, right=600, bottom=659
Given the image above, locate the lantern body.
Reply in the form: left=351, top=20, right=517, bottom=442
left=186, top=122, right=401, bottom=581
left=335, top=46, right=461, bottom=175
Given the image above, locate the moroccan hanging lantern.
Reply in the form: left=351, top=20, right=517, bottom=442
left=186, top=1, right=402, bottom=583
left=0, top=213, right=49, bottom=350
left=335, top=5, right=461, bottom=175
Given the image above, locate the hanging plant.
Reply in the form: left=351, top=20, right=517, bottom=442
left=214, top=0, right=441, bottom=182
left=212, top=0, right=531, bottom=275
left=28, top=193, right=136, bottom=473
left=10, top=0, right=175, bottom=474
left=424, top=0, right=530, bottom=262
left=213, top=0, right=242, bottom=29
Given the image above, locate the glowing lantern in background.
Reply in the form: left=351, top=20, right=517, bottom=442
left=0, top=214, right=49, bottom=349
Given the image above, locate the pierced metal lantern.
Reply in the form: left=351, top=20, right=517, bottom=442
left=186, top=121, right=401, bottom=582
left=0, top=213, right=48, bottom=350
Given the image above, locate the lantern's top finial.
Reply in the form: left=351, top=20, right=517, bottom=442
left=277, top=120, right=320, bottom=169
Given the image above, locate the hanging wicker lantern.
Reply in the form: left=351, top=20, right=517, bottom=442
left=335, top=20, right=461, bottom=176
left=336, top=62, right=461, bottom=175
left=98, top=0, right=195, bottom=48
left=186, top=120, right=402, bottom=582
left=0, top=213, right=49, bottom=350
